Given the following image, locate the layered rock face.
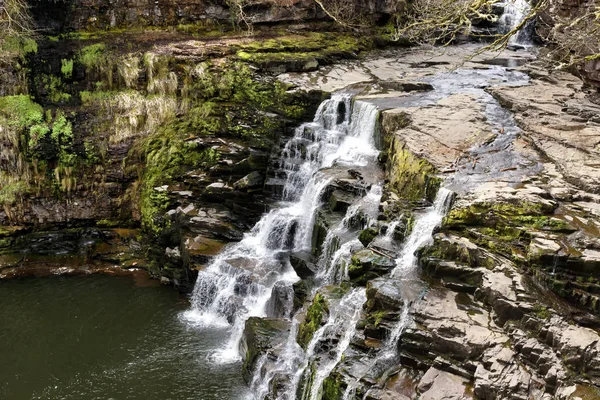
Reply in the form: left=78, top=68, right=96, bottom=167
left=241, top=46, right=600, bottom=399
left=28, top=0, right=401, bottom=32
left=30, top=0, right=320, bottom=31
left=0, top=25, right=338, bottom=288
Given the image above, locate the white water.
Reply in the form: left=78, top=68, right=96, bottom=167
left=384, top=220, right=401, bottom=242
left=391, top=188, right=454, bottom=278
left=340, top=188, right=454, bottom=399
left=183, top=94, right=380, bottom=364
left=498, top=0, right=533, bottom=46
left=318, top=184, right=383, bottom=284
left=294, top=288, right=367, bottom=400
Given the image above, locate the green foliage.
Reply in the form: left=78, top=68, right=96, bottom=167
left=28, top=123, right=50, bottom=149
left=80, top=90, right=115, bottom=105
left=61, top=58, right=74, bottom=79
left=533, top=303, right=550, bottom=320
left=37, top=74, right=72, bottom=103
left=51, top=112, right=76, bottom=166
left=136, top=125, right=221, bottom=234
left=0, top=182, right=29, bottom=204
left=0, top=95, right=44, bottom=129
left=0, top=37, right=37, bottom=58
left=78, top=43, right=106, bottom=69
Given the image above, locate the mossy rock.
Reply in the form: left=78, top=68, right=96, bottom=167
left=322, top=372, right=345, bottom=400
left=297, top=292, right=329, bottom=349
left=348, top=249, right=396, bottom=286
left=240, top=317, right=291, bottom=383
left=358, top=227, right=379, bottom=247
left=387, top=143, right=441, bottom=202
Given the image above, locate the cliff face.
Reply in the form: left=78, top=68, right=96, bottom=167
left=1, top=18, right=363, bottom=287
left=31, top=0, right=320, bottom=31
left=29, top=0, right=401, bottom=33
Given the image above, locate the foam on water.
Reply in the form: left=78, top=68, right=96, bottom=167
left=182, top=95, right=381, bottom=364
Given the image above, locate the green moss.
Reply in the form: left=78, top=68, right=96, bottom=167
left=369, top=310, right=389, bottom=327
left=0, top=95, right=44, bottom=128
left=36, top=74, right=71, bottom=103
left=511, top=215, right=573, bottom=231
left=297, top=293, right=329, bottom=349
left=96, top=219, right=121, bottom=228
left=0, top=37, right=38, bottom=58
left=78, top=43, right=106, bottom=69
left=134, top=124, right=221, bottom=234
left=388, top=144, right=439, bottom=201
left=0, top=182, right=29, bottom=205
left=358, top=227, right=378, bottom=247
left=234, top=32, right=369, bottom=69
left=61, top=58, right=74, bottom=79
left=444, top=201, right=557, bottom=230
left=533, top=303, right=550, bottom=320
left=322, top=374, right=343, bottom=400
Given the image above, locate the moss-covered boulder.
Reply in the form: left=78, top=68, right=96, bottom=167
left=358, top=227, right=379, bottom=247
left=240, top=317, right=290, bottom=383
left=348, top=249, right=396, bottom=286
left=297, top=292, right=329, bottom=349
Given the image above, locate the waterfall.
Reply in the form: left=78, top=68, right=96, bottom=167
left=182, top=94, right=380, bottom=364
left=391, top=188, right=454, bottom=278
left=497, top=0, right=534, bottom=46
left=292, top=289, right=367, bottom=400
left=342, top=188, right=454, bottom=399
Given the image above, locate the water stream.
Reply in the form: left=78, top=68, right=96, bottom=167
left=178, top=46, right=536, bottom=399
left=498, top=0, right=534, bottom=47
left=183, top=94, right=381, bottom=366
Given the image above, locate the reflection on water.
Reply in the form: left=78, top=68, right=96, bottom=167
left=0, top=274, right=249, bottom=400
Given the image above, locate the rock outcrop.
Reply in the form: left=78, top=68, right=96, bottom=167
left=276, top=46, right=600, bottom=399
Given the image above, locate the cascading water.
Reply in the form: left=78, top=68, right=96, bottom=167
left=318, top=184, right=383, bottom=284
left=341, top=188, right=454, bottom=399
left=498, top=0, right=534, bottom=46
left=182, top=94, right=380, bottom=366
left=391, top=188, right=454, bottom=278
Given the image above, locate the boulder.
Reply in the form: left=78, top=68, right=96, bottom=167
left=233, top=171, right=264, bottom=191
left=348, top=249, right=396, bottom=285
left=417, top=367, right=472, bottom=400
left=365, top=278, right=406, bottom=312
left=265, top=281, right=294, bottom=319
left=239, top=317, right=291, bottom=382
left=290, top=251, right=318, bottom=279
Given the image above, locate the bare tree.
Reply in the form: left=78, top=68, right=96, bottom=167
left=391, top=0, right=548, bottom=50
left=0, top=0, right=34, bottom=41
left=537, top=0, right=599, bottom=69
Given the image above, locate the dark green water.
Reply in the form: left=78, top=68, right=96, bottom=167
left=0, top=274, right=250, bottom=400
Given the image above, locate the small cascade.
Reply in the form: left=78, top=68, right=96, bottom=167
left=293, top=289, right=367, bottom=400
left=341, top=189, right=455, bottom=398
left=249, top=319, right=304, bottom=400
left=318, top=185, right=383, bottom=284
left=183, top=94, right=381, bottom=365
left=391, top=188, right=454, bottom=278
left=384, top=220, right=400, bottom=241
left=498, top=0, right=534, bottom=46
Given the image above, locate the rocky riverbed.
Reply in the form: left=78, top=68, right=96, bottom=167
left=1, top=8, right=599, bottom=398
left=237, top=45, right=600, bottom=399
